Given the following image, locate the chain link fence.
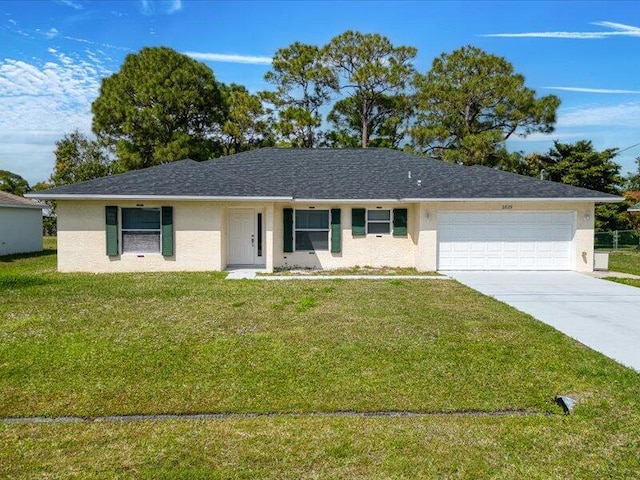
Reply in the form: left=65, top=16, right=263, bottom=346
left=595, top=230, right=640, bottom=250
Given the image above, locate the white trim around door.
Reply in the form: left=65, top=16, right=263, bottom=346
left=227, top=208, right=266, bottom=266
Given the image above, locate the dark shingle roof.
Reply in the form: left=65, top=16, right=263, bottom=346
left=0, top=190, right=45, bottom=208
left=30, top=148, right=621, bottom=201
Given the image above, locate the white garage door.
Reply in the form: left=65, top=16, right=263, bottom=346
left=438, top=212, right=575, bottom=270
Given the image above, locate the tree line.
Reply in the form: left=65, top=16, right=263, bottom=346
left=2, top=31, right=639, bottom=232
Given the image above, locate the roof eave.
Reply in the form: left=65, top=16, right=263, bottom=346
left=25, top=193, right=294, bottom=202
left=0, top=202, right=45, bottom=209
left=25, top=194, right=624, bottom=204
left=400, top=196, right=624, bottom=203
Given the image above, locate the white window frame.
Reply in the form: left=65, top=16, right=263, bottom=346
left=121, top=207, right=162, bottom=254
left=294, top=209, right=330, bottom=252
left=366, top=209, right=391, bottom=235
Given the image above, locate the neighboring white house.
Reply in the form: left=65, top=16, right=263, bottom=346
left=0, top=191, right=44, bottom=256
left=28, top=148, right=623, bottom=273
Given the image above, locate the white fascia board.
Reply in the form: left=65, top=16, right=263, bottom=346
left=293, top=198, right=402, bottom=203
left=0, top=203, right=45, bottom=209
left=24, top=194, right=294, bottom=202
left=400, top=197, right=624, bottom=203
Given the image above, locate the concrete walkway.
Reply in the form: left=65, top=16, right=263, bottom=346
left=225, top=268, right=264, bottom=279
left=444, top=271, right=640, bottom=372
left=259, top=275, right=448, bottom=281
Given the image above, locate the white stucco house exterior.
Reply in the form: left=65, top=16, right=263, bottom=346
left=0, top=191, right=44, bottom=256
left=28, top=148, right=622, bottom=273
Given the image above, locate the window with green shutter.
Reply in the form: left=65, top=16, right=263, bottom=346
left=331, top=208, right=341, bottom=253
left=393, top=208, right=408, bottom=236
left=351, top=208, right=365, bottom=236
left=283, top=208, right=293, bottom=252
left=105, top=206, right=119, bottom=256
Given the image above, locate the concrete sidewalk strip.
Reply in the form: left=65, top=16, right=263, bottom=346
left=259, top=275, right=450, bottom=281
left=445, top=271, right=640, bottom=372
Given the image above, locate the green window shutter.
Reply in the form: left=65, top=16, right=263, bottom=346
left=105, top=206, right=119, bottom=256
left=161, top=206, right=174, bottom=256
left=352, top=208, right=365, bottom=236
left=283, top=208, right=293, bottom=252
left=331, top=208, right=341, bottom=253
left=393, top=208, right=408, bottom=236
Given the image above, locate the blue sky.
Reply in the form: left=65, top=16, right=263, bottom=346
left=2, top=0, right=640, bottom=185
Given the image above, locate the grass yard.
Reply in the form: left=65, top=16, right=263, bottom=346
left=608, top=250, right=640, bottom=288
left=2, top=238, right=640, bottom=477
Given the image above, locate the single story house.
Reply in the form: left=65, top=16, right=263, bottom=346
left=28, top=148, right=621, bottom=273
left=0, top=191, right=44, bottom=256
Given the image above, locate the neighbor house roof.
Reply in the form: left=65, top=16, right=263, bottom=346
left=629, top=203, right=640, bottom=212
left=0, top=190, right=45, bottom=209
left=28, top=148, right=622, bottom=202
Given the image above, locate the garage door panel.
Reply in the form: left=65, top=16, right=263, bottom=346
left=438, top=212, right=574, bottom=271
left=470, top=243, right=486, bottom=253
left=470, top=257, right=486, bottom=268
left=503, top=242, right=519, bottom=252
left=453, top=242, right=470, bottom=252
left=486, top=243, right=503, bottom=253
left=536, top=243, right=552, bottom=253
left=520, top=242, right=535, bottom=252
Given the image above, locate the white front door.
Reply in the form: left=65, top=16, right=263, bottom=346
left=438, top=212, right=575, bottom=271
left=228, top=209, right=255, bottom=265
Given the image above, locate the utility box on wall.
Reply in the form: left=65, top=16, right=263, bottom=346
left=594, top=251, right=609, bottom=271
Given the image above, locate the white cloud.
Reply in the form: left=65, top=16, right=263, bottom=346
left=484, top=31, right=608, bottom=39
left=140, top=0, right=183, bottom=16
left=0, top=49, right=114, bottom=183
left=482, top=21, right=640, bottom=39
left=44, top=27, right=59, bottom=39
left=543, top=86, right=640, bottom=94
left=56, top=0, right=83, bottom=10
left=167, top=0, right=182, bottom=14
left=558, top=102, right=640, bottom=128
left=184, top=52, right=272, bottom=65
left=591, top=21, right=640, bottom=32
left=508, top=131, right=588, bottom=143
left=62, top=35, right=131, bottom=52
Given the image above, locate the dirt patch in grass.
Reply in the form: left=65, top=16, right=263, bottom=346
left=262, top=266, right=439, bottom=276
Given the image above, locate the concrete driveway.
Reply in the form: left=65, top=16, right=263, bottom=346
left=444, top=271, right=640, bottom=372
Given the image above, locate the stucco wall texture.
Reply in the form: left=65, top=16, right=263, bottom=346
left=55, top=200, right=595, bottom=273
left=0, top=207, right=43, bottom=256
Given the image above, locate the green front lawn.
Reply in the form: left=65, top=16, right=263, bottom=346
left=608, top=250, right=640, bottom=288
left=1, top=240, right=640, bottom=477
